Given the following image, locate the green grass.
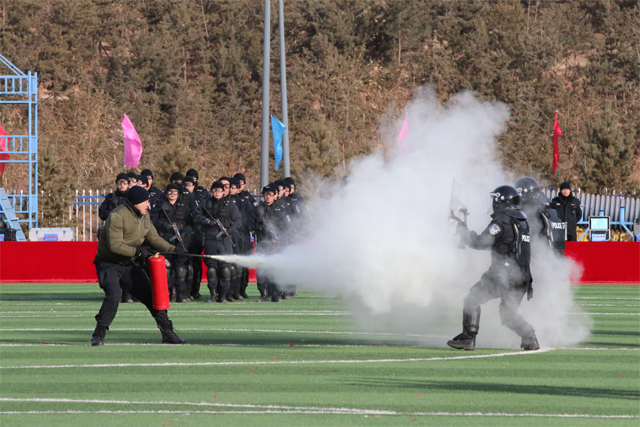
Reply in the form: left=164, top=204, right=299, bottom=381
left=0, top=284, right=638, bottom=427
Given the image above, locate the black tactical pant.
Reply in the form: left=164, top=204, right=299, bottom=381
left=203, top=238, right=234, bottom=297
left=255, top=241, right=281, bottom=297
left=463, top=265, right=534, bottom=338
left=189, top=232, right=205, bottom=297
left=94, top=256, right=169, bottom=328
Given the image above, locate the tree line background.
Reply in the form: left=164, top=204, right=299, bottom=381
left=0, top=0, right=638, bottom=224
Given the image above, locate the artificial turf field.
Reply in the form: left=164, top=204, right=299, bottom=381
left=0, top=284, right=638, bottom=427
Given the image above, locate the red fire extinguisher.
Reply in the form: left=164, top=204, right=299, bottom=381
left=149, top=254, right=170, bottom=310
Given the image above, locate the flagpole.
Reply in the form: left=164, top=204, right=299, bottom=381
left=260, top=0, right=271, bottom=190
left=278, top=0, right=290, bottom=177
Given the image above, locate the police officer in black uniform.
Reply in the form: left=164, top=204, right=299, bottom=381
left=170, top=172, right=184, bottom=186
left=551, top=182, right=583, bottom=241
left=448, top=185, right=540, bottom=351
left=515, top=177, right=566, bottom=255
left=99, top=173, right=129, bottom=221
left=255, top=184, right=289, bottom=302
left=141, top=169, right=163, bottom=208
left=234, top=173, right=258, bottom=298
left=99, top=173, right=135, bottom=304
left=183, top=172, right=208, bottom=300
left=194, top=181, right=242, bottom=303
left=151, top=183, right=193, bottom=302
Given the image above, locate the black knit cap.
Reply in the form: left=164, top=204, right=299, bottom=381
left=559, top=182, right=571, bottom=190
left=127, top=186, right=150, bottom=205
left=170, top=172, right=184, bottom=182
left=116, top=173, right=129, bottom=183
left=166, top=183, right=180, bottom=193
left=219, top=176, right=229, bottom=182
left=274, top=179, right=286, bottom=189
left=127, top=171, right=137, bottom=179
left=283, top=177, right=295, bottom=186
left=211, top=181, right=225, bottom=191
left=186, top=169, right=199, bottom=179
left=141, top=169, right=154, bottom=177
left=183, top=175, right=195, bottom=184
left=228, top=177, right=239, bottom=187
left=233, top=173, right=246, bottom=182
left=137, top=175, right=149, bottom=186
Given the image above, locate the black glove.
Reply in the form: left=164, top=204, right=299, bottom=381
left=162, top=222, right=174, bottom=231
left=455, top=222, right=468, bottom=235
left=174, top=246, right=188, bottom=256
left=203, top=217, right=213, bottom=226
left=135, top=247, right=156, bottom=259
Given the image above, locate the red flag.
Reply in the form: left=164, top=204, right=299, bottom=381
left=0, top=124, right=9, bottom=179
left=552, top=111, right=562, bottom=174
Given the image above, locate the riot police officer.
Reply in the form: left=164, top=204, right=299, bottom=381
left=151, top=183, right=193, bottom=302
left=234, top=173, right=258, bottom=298
left=194, top=181, right=242, bottom=303
left=141, top=169, right=163, bottom=208
left=515, top=177, right=565, bottom=255
left=448, top=185, right=540, bottom=351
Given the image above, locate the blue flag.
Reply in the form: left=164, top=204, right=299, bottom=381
left=271, top=115, right=286, bottom=171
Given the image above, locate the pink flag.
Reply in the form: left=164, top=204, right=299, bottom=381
left=0, top=123, right=9, bottom=179
left=396, top=113, right=410, bottom=152
left=122, top=114, right=143, bottom=168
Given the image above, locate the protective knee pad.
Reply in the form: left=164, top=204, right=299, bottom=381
left=206, top=268, right=217, bottom=287
left=186, top=264, right=193, bottom=283
left=230, top=264, right=240, bottom=281
left=176, top=266, right=187, bottom=283
left=220, top=265, right=232, bottom=282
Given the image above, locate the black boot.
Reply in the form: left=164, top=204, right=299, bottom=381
left=521, top=334, right=540, bottom=351
left=270, top=288, right=282, bottom=303
left=257, top=289, right=270, bottom=302
left=217, top=290, right=229, bottom=303
left=157, top=320, right=186, bottom=344
left=447, top=332, right=476, bottom=350
left=91, top=325, right=108, bottom=346
left=206, top=284, right=217, bottom=303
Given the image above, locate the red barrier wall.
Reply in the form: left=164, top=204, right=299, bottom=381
left=0, top=242, right=257, bottom=282
left=564, top=242, right=639, bottom=283
left=0, top=241, right=637, bottom=283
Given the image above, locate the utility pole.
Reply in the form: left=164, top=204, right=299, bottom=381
left=260, top=0, right=271, bottom=189
left=278, top=0, right=290, bottom=177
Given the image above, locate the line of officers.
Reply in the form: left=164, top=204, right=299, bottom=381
left=98, top=168, right=308, bottom=305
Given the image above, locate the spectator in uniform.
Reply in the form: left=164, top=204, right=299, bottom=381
left=551, top=182, right=583, bottom=241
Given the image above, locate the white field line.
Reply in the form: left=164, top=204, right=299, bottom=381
left=575, top=297, right=640, bottom=300
left=0, top=327, right=448, bottom=338
left=0, top=398, right=636, bottom=419
left=0, top=349, right=550, bottom=369
left=0, top=344, right=637, bottom=351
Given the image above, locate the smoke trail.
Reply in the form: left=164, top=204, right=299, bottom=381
left=225, top=88, right=590, bottom=349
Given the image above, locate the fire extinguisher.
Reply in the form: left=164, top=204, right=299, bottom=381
left=148, top=254, right=170, bottom=310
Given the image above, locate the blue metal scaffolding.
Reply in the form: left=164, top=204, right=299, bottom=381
left=0, top=53, right=38, bottom=230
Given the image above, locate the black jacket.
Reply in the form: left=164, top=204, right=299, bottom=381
left=551, top=193, right=582, bottom=240
left=460, top=208, right=532, bottom=286
left=255, top=200, right=289, bottom=249
left=151, top=197, right=193, bottom=244
left=99, top=190, right=127, bottom=221
left=194, top=197, right=242, bottom=241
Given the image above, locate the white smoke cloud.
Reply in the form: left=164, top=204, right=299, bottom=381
left=225, top=87, right=591, bottom=349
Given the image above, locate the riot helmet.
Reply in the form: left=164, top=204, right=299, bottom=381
left=490, top=185, right=520, bottom=212
left=514, top=177, right=541, bottom=205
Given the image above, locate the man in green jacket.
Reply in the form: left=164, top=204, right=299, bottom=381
left=92, top=186, right=188, bottom=346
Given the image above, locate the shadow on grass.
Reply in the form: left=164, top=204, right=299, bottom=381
left=0, top=293, right=102, bottom=301
left=346, top=377, right=640, bottom=400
